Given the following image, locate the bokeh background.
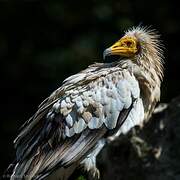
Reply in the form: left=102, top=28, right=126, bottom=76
left=0, top=0, right=180, bottom=177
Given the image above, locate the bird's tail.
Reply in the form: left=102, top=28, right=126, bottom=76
left=5, top=141, right=82, bottom=180
left=10, top=154, right=42, bottom=180
left=6, top=155, right=76, bottom=180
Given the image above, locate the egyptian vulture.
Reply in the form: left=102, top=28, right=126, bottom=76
left=7, top=26, right=164, bottom=180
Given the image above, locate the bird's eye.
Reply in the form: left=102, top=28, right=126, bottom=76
left=121, top=40, right=134, bottom=48
left=126, top=41, right=133, bottom=47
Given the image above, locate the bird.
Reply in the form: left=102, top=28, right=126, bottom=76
left=6, top=26, right=164, bottom=180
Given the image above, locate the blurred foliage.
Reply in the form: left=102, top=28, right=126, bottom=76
left=0, top=0, right=180, bottom=177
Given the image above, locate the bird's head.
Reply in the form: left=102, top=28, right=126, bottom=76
left=103, top=35, right=139, bottom=59
left=103, top=26, right=164, bottom=80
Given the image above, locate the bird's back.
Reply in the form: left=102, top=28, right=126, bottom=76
left=7, top=62, right=147, bottom=180
left=5, top=26, right=164, bottom=180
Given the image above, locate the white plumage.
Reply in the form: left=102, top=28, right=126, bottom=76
left=7, top=26, right=164, bottom=180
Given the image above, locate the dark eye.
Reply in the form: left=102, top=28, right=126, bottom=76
left=126, top=41, right=133, bottom=47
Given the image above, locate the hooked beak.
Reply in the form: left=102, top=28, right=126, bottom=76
left=103, top=37, right=138, bottom=60
left=103, top=48, right=112, bottom=60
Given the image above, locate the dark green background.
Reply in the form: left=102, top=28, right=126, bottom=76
left=0, top=0, right=179, bottom=176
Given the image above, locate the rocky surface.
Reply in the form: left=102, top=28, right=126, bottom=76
left=96, top=97, right=180, bottom=180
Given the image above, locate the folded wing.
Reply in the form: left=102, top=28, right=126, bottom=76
left=10, top=65, right=144, bottom=180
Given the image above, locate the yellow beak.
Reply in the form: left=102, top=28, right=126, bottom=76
left=103, top=37, right=138, bottom=59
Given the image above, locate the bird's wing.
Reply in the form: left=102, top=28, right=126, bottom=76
left=11, top=64, right=144, bottom=179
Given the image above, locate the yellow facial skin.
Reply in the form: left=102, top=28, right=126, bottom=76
left=106, top=37, right=138, bottom=58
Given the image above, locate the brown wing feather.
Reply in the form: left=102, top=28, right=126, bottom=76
left=33, top=128, right=107, bottom=180
left=9, top=64, right=141, bottom=180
